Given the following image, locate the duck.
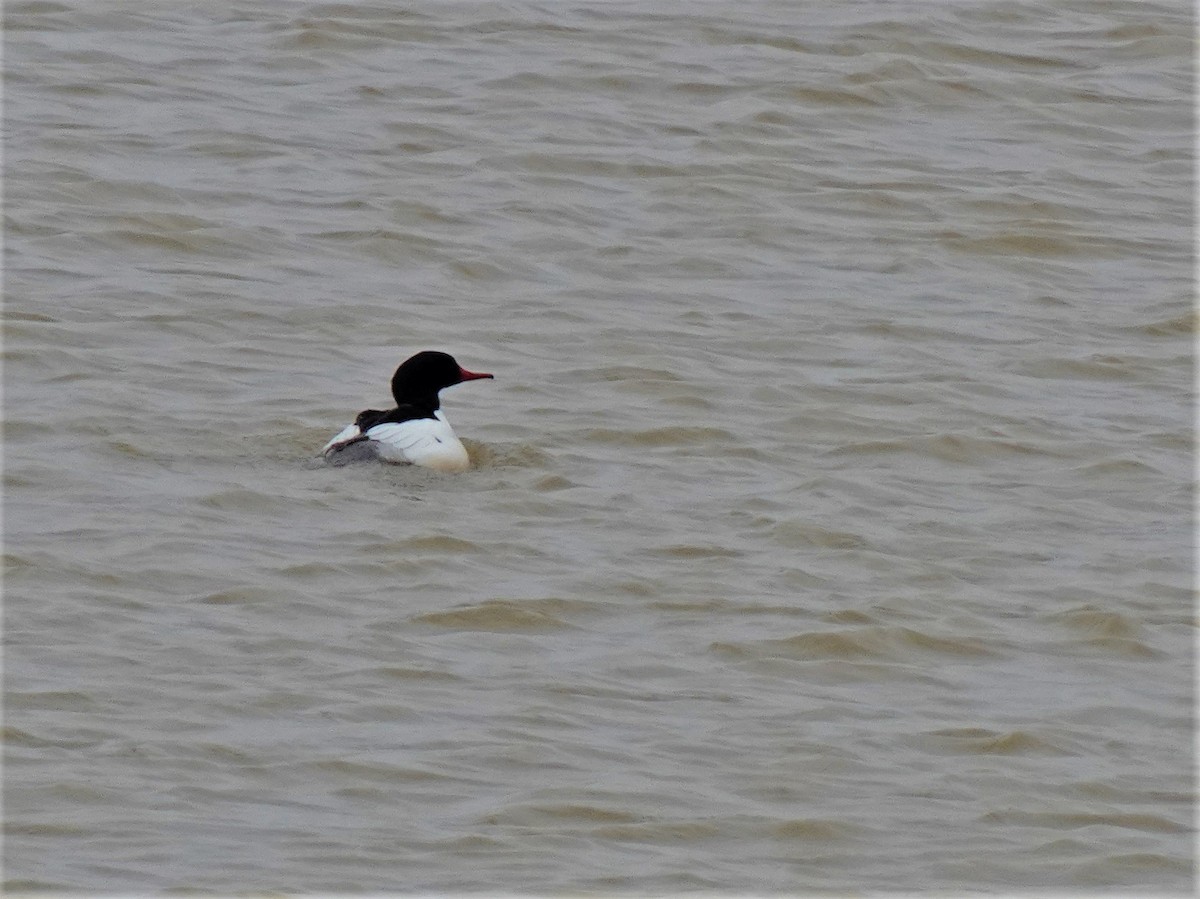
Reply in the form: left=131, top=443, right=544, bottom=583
left=322, top=350, right=493, bottom=473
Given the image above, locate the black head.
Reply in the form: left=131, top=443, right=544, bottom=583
left=391, top=351, right=493, bottom=407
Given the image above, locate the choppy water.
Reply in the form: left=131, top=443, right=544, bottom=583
left=4, top=0, right=1194, bottom=893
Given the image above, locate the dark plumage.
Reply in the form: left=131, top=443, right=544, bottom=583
left=322, top=351, right=493, bottom=471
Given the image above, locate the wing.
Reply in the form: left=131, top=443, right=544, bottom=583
left=320, top=406, right=409, bottom=456
left=321, top=412, right=470, bottom=472
left=366, top=413, right=470, bottom=472
left=321, top=423, right=362, bottom=453
left=321, top=423, right=381, bottom=466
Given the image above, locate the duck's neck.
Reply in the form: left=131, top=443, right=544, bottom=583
left=394, top=392, right=440, bottom=415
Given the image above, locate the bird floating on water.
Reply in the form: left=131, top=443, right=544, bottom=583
left=322, top=350, right=493, bottom=473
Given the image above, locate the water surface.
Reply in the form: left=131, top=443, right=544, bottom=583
left=4, top=0, right=1194, bottom=892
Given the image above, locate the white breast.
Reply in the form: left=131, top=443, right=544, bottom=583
left=322, top=410, right=470, bottom=473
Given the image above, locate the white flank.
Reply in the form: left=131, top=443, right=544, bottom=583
left=322, top=411, right=470, bottom=473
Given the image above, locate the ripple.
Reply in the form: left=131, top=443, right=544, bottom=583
left=1019, top=356, right=1152, bottom=381
left=393, top=535, right=482, bottom=553
left=1075, top=852, right=1194, bottom=881
left=196, top=587, right=280, bottom=605
left=1045, top=605, right=1142, bottom=640
left=590, top=820, right=723, bottom=843
left=1, top=726, right=99, bottom=750
left=312, top=759, right=452, bottom=785
left=5, top=691, right=97, bottom=712
left=828, top=431, right=1067, bottom=463
left=1135, top=311, right=1195, bottom=336
left=771, top=521, right=869, bottom=549
left=713, top=626, right=997, bottom=661
left=918, top=727, right=1076, bottom=756
left=583, top=425, right=740, bottom=448
left=1041, top=606, right=1162, bottom=657
left=197, top=489, right=280, bottom=513
left=465, top=441, right=553, bottom=469
left=646, top=543, right=742, bottom=559
left=771, top=818, right=864, bottom=841
left=480, top=803, right=640, bottom=826
left=412, top=598, right=583, bottom=632
left=940, top=230, right=1128, bottom=258
left=981, top=810, right=1187, bottom=835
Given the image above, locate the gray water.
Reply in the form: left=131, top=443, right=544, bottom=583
left=4, top=0, right=1194, bottom=893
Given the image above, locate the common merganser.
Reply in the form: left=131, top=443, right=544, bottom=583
left=322, top=351, right=493, bottom=473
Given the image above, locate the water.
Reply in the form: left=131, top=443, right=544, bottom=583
left=4, top=0, right=1194, bottom=892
